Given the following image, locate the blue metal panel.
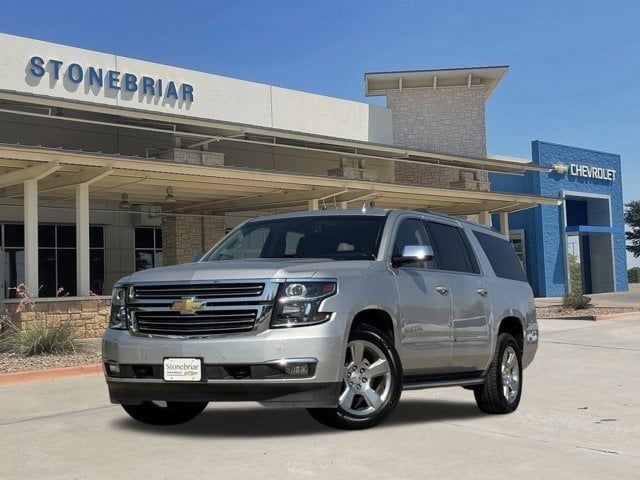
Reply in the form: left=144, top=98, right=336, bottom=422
left=489, top=140, right=627, bottom=297
left=565, top=225, right=625, bottom=234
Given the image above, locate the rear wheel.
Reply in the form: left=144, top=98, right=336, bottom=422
left=307, top=325, right=402, bottom=429
left=122, top=401, right=208, bottom=426
left=474, top=333, right=522, bottom=414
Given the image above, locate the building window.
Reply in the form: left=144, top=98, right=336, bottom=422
left=509, top=230, right=526, bottom=270
left=1, top=224, right=105, bottom=298
left=135, top=228, right=162, bottom=271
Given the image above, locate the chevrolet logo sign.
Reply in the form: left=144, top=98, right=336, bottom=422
left=170, top=297, right=204, bottom=315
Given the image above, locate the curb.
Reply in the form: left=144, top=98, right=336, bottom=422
left=0, top=363, right=103, bottom=387
left=539, top=311, right=640, bottom=321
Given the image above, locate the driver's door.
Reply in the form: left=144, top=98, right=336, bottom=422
left=391, top=217, right=453, bottom=373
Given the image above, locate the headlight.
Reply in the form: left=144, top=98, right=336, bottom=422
left=109, top=287, right=129, bottom=330
left=271, top=281, right=337, bottom=328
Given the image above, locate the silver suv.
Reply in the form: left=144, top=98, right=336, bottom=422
left=103, top=209, right=538, bottom=429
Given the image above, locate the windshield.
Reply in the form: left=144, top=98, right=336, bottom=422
left=203, top=216, right=386, bottom=261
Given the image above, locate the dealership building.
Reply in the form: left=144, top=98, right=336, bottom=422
left=0, top=33, right=627, bottom=326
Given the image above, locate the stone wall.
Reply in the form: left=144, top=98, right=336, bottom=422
left=387, top=85, right=488, bottom=188
left=162, top=215, right=226, bottom=266
left=7, top=297, right=111, bottom=339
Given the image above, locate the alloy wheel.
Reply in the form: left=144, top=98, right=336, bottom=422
left=501, top=345, right=520, bottom=403
left=339, top=339, right=393, bottom=416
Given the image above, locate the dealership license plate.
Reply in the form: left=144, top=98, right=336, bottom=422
left=163, top=358, right=202, bottom=382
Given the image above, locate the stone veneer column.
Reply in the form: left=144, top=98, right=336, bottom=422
left=387, top=85, right=488, bottom=187
left=162, top=215, right=226, bottom=266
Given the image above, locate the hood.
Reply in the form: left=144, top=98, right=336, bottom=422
left=119, top=258, right=373, bottom=284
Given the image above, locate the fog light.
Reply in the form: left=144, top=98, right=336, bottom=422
left=285, top=363, right=309, bottom=377
left=106, top=361, right=120, bottom=375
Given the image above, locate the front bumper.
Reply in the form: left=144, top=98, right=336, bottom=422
left=102, top=314, right=347, bottom=407
left=106, top=379, right=341, bottom=407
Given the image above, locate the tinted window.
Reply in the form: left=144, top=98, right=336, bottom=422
left=205, top=216, right=385, bottom=261
left=90, top=226, right=104, bottom=248
left=57, top=226, right=76, bottom=248
left=135, top=228, right=155, bottom=249
left=392, top=218, right=434, bottom=269
left=4, top=224, right=24, bottom=248
left=39, top=225, right=55, bottom=247
left=424, top=221, right=479, bottom=274
left=473, top=231, right=527, bottom=282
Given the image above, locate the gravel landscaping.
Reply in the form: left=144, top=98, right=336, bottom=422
left=536, top=306, right=640, bottom=319
left=0, top=341, right=101, bottom=374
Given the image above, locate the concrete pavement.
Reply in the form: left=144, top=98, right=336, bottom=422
left=536, top=283, right=640, bottom=308
left=1, top=318, right=640, bottom=479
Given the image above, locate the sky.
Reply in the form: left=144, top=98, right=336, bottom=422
left=1, top=0, right=639, bottom=264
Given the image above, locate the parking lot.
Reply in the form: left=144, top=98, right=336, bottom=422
left=1, top=318, right=639, bottom=479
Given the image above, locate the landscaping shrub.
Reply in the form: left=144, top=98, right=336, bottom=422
left=563, top=293, right=592, bottom=310
left=0, top=316, right=79, bottom=356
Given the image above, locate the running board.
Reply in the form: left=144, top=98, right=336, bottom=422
left=403, top=372, right=485, bottom=391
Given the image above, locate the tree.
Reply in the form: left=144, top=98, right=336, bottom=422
left=567, top=253, right=583, bottom=295
left=629, top=267, right=640, bottom=284
left=625, top=201, right=640, bottom=257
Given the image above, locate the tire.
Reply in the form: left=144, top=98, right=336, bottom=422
left=307, top=325, right=402, bottom=430
left=474, top=333, right=522, bottom=414
left=122, top=401, right=208, bottom=426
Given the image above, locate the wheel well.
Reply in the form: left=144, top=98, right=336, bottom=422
left=351, top=309, right=394, bottom=343
left=498, top=316, right=524, bottom=352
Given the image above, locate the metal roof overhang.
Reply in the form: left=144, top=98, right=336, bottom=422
left=0, top=89, right=550, bottom=176
left=0, top=144, right=560, bottom=217
left=365, top=66, right=509, bottom=99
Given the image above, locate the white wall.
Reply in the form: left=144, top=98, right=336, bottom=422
left=0, top=33, right=393, bottom=144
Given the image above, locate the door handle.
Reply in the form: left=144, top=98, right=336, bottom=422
left=476, top=288, right=488, bottom=296
left=435, top=286, right=450, bottom=295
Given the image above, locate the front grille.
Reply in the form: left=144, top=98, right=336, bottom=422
left=136, top=310, right=258, bottom=336
left=133, top=283, right=264, bottom=300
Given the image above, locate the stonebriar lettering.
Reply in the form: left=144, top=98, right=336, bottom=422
left=28, top=56, right=194, bottom=102
left=569, top=164, right=616, bottom=181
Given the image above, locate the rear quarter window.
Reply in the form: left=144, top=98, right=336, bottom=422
left=473, top=230, right=527, bottom=282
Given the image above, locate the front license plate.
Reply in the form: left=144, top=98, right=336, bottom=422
left=163, top=358, right=202, bottom=382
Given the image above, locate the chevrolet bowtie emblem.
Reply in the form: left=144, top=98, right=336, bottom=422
left=171, top=297, right=204, bottom=315
left=552, top=163, right=569, bottom=174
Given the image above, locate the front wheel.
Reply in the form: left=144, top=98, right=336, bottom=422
left=307, top=325, right=402, bottom=429
left=474, top=333, right=522, bottom=414
left=122, top=401, right=208, bottom=426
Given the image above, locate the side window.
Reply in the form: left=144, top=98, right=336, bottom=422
left=424, top=221, right=479, bottom=274
left=473, top=231, right=527, bottom=282
left=392, top=218, right=434, bottom=269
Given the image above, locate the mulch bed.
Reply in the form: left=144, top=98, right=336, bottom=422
left=0, top=343, right=101, bottom=374
left=536, top=306, right=639, bottom=319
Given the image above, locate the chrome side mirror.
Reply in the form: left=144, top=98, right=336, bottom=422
left=392, top=245, right=434, bottom=267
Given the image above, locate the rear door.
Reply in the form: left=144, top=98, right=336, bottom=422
left=423, top=220, right=492, bottom=372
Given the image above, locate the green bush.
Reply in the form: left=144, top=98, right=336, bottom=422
left=563, top=293, right=592, bottom=310
left=0, top=317, right=79, bottom=356
left=628, top=267, right=640, bottom=284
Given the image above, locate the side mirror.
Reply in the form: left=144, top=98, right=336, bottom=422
left=392, top=245, right=434, bottom=267
left=192, top=253, right=205, bottom=262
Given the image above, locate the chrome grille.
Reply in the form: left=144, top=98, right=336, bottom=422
left=133, top=283, right=264, bottom=300
left=130, top=281, right=275, bottom=337
left=136, top=310, right=257, bottom=336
